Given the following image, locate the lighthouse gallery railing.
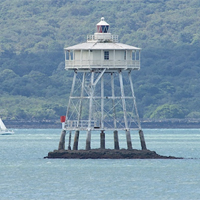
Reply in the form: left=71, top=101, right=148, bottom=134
left=65, top=60, right=140, bottom=69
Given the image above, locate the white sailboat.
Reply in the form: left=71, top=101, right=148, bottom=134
left=0, top=118, right=14, bottom=135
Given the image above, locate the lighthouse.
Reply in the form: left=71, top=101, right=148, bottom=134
left=59, top=17, right=147, bottom=151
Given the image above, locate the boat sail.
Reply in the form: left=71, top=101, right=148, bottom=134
left=0, top=118, right=14, bottom=135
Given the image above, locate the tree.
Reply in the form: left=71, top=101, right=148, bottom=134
left=150, top=104, right=185, bottom=119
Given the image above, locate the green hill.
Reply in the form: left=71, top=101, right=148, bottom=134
left=0, top=0, right=200, bottom=121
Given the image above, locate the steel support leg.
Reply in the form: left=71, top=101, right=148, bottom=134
left=139, top=130, right=147, bottom=150
left=68, top=131, right=71, bottom=150
left=128, top=72, right=147, bottom=150
left=101, top=74, right=104, bottom=129
left=77, top=72, right=85, bottom=128
left=65, top=71, right=77, bottom=127
left=119, top=71, right=132, bottom=149
left=100, top=130, right=105, bottom=149
left=86, top=130, right=91, bottom=150
left=73, top=130, right=79, bottom=150
left=128, top=72, right=141, bottom=129
left=58, top=130, right=66, bottom=150
left=114, top=130, right=119, bottom=150
left=86, top=72, right=94, bottom=150
left=111, top=73, right=117, bottom=128
left=126, top=130, right=132, bottom=150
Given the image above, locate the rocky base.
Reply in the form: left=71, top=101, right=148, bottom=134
left=44, top=149, right=182, bottom=159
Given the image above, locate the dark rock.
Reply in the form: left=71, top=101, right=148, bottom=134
left=44, top=149, right=182, bottom=159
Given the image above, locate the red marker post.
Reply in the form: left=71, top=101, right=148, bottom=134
left=60, top=116, right=66, bottom=129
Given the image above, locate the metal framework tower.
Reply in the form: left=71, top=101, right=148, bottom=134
left=59, top=17, right=147, bottom=151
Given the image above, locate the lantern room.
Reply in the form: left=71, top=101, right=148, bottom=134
left=96, top=17, right=109, bottom=33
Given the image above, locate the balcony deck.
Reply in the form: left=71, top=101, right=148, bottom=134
left=65, top=60, right=140, bottom=71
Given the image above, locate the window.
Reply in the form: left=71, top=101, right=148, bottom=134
left=104, top=51, right=109, bottom=60
left=70, top=51, right=73, bottom=60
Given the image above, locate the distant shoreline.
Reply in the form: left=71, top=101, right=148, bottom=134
left=4, top=119, right=200, bottom=129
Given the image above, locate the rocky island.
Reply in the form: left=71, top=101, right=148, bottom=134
left=44, top=149, right=182, bottom=159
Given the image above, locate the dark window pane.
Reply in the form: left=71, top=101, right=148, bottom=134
left=104, top=51, right=109, bottom=60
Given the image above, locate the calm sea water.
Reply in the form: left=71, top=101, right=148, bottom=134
left=1, top=129, right=200, bottom=200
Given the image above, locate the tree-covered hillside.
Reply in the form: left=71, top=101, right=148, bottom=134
left=0, top=0, right=200, bottom=121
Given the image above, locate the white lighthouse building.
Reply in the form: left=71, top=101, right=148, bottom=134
left=59, top=17, right=146, bottom=151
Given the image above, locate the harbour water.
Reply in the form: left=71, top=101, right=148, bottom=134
left=1, top=129, right=200, bottom=200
